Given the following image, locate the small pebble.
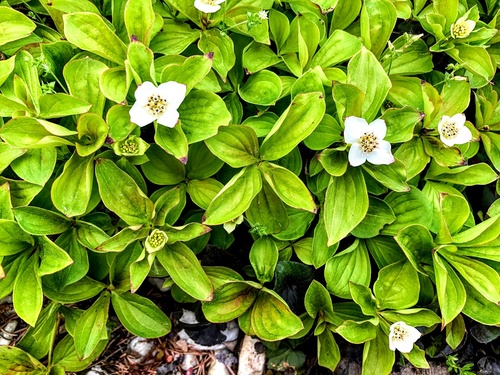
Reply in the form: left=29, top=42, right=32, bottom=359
left=127, top=337, right=154, bottom=363
left=237, top=335, right=266, bottom=375
left=0, top=320, right=18, bottom=346
left=85, top=365, right=107, bottom=375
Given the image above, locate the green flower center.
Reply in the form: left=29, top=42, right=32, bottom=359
left=441, top=121, right=459, bottom=139
left=452, top=22, right=470, bottom=38
left=120, top=139, right=139, bottom=154
left=147, top=230, right=168, bottom=252
left=146, top=94, right=168, bottom=116
left=201, top=0, right=217, bottom=4
left=359, top=132, right=379, bottom=153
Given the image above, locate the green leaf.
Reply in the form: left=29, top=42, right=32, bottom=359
left=51, top=152, right=93, bottom=218
left=13, top=207, right=71, bottom=236
left=0, top=252, right=28, bottom=299
left=433, top=252, right=466, bottom=327
left=0, top=346, right=46, bottom=375
left=461, top=277, right=500, bottom=325
left=17, top=302, right=60, bottom=360
left=154, top=122, right=189, bottom=162
left=260, top=162, right=316, bottom=213
left=178, top=90, right=232, bottom=143
left=333, top=82, right=365, bottom=120
left=318, top=149, right=348, bottom=177
left=63, top=57, right=108, bottom=116
left=0, top=177, right=43, bottom=207
left=261, top=92, right=326, bottom=161
left=141, top=144, right=185, bottom=185
left=360, top=0, right=397, bottom=58
left=242, top=42, right=281, bottom=74
left=38, top=93, right=91, bottom=119
left=374, top=260, right=419, bottom=310
left=361, top=160, right=410, bottom=193
left=76, top=113, right=108, bottom=157
left=0, top=7, right=36, bottom=46
left=99, top=67, right=130, bottom=103
left=10, top=148, right=57, bottom=186
left=446, top=45, right=495, bottom=84
left=349, top=282, right=378, bottom=316
left=238, top=70, right=282, bottom=106
left=52, top=334, right=107, bottom=372
left=38, top=236, right=74, bottom=276
left=425, top=162, right=498, bottom=186
left=156, top=242, right=213, bottom=301
left=0, top=143, right=26, bottom=174
left=161, top=54, right=213, bottom=95
left=198, top=29, right=235, bottom=80
left=246, top=178, right=288, bottom=235
left=251, top=288, right=303, bottom=341
left=0, top=117, right=76, bottom=148
left=124, top=0, right=155, bottom=45
left=336, top=320, right=378, bottom=344
left=305, top=280, right=334, bottom=318
left=394, top=224, right=434, bottom=274
left=74, top=291, right=110, bottom=360
left=111, top=291, right=171, bottom=338
left=351, top=196, right=396, bottom=238
left=325, top=239, right=371, bottom=299
left=187, top=178, right=222, bottom=210
left=63, top=12, right=127, bottom=65
left=204, top=164, right=262, bottom=226
left=318, top=329, right=341, bottom=371
left=43, top=276, right=105, bottom=304
left=382, top=187, right=433, bottom=236
left=361, top=328, right=395, bottom=375
left=202, top=281, right=259, bottom=323
left=13, top=253, right=43, bottom=326
left=311, top=217, right=338, bottom=268
left=95, top=159, right=154, bottom=226
left=446, top=314, right=465, bottom=350
left=323, top=168, right=369, bottom=246
left=381, top=107, right=424, bottom=143
left=51, top=230, right=89, bottom=288
left=0, top=220, right=34, bottom=256
left=250, top=236, right=279, bottom=284
left=347, top=47, right=392, bottom=122
left=441, top=248, right=500, bottom=305
left=205, top=125, right=259, bottom=168
left=394, top=138, right=430, bottom=180
left=310, top=29, right=362, bottom=68
left=380, top=308, right=441, bottom=327
left=150, top=20, right=201, bottom=55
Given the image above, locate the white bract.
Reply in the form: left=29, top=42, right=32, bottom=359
left=437, top=113, right=472, bottom=147
left=389, top=321, right=421, bottom=353
left=129, top=81, right=186, bottom=128
left=344, top=116, right=395, bottom=167
left=258, top=10, right=269, bottom=20
left=451, top=15, right=476, bottom=39
left=194, top=0, right=225, bottom=13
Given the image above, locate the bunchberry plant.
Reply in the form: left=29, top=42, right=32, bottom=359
left=0, top=0, right=500, bottom=374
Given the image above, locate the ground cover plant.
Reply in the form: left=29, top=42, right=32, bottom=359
left=0, top=0, right=500, bottom=373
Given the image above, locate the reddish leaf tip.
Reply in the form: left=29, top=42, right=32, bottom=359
left=179, top=156, right=188, bottom=165
left=206, top=52, right=214, bottom=60
left=130, top=34, right=139, bottom=42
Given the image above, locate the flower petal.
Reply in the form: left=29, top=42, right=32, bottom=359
left=396, top=340, right=414, bottom=353
left=134, top=81, right=156, bottom=104
left=454, top=126, right=473, bottom=145
left=407, top=326, right=422, bottom=342
left=129, top=104, right=156, bottom=127
left=367, top=143, right=394, bottom=165
left=157, top=81, right=187, bottom=110
left=157, top=108, right=179, bottom=128
left=194, top=0, right=221, bottom=13
left=369, top=119, right=387, bottom=140
left=450, top=113, right=466, bottom=127
left=348, top=144, right=367, bottom=166
left=344, top=116, right=369, bottom=144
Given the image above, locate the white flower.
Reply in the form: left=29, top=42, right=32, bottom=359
left=145, top=229, right=168, bottom=253
left=223, top=215, right=244, bottom=234
left=437, top=113, right=472, bottom=147
left=129, top=81, right=186, bottom=128
left=389, top=321, right=421, bottom=353
left=344, top=116, right=395, bottom=167
left=258, top=10, right=268, bottom=20
left=194, top=0, right=225, bottom=13
left=450, top=16, right=476, bottom=39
